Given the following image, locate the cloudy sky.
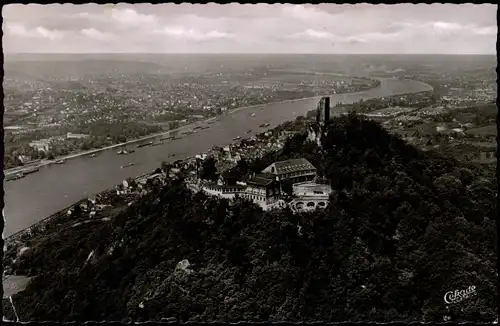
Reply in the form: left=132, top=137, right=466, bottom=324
left=2, top=3, right=497, bottom=54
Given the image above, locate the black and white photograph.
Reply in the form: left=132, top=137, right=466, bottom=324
left=2, top=2, right=498, bottom=323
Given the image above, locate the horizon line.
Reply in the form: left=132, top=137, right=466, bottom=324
left=4, top=52, right=496, bottom=56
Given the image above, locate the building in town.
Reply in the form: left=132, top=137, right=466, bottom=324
left=201, top=182, right=246, bottom=199
left=262, top=158, right=316, bottom=184
left=289, top=181, right=333, bottom=212
left=28, top=139, right=50, bottom=152
left=66, top=132, right=90, bottom=139
left=195, top=153, right=208, bottom=160
left=239, top=173, right=281, bottom=210
left=198, top=172, right=281, bottom=210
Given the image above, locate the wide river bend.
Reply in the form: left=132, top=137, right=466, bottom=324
left=4, top=77, right=432, bottom=236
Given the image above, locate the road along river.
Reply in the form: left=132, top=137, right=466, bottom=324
left=3, top=78, right=432, bottom=237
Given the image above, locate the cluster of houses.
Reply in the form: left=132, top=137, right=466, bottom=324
left=194, top=97, right=335, bottom=212
left=28, top=133, right=90, bottom=153
left=194, top=157, right=333, bottom=212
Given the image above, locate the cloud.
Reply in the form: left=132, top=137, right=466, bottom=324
left=2, top=3, right=496, bottom=54
left=282, top=5, right=333, bottom=22
left=35, top=26, right=64, bottom=40
left=156, top=26, right=234, bottom=41
left=110, top=8, right=157, bottom=27
left=353, top=31, right=401, bottom=42
left=288, top=29, right=369, bottom=45
left=345, top=37, right=367, bottom=44
left=4, top=23, right=29, bottom=36
left=390, top=20, right=497, bottom=38
left=206, top=30, right=233, bottom=39
left=431, top=21, right=462, bottom=31
left=81, top=28, right=114, bottom=41
left=5, top=23, right=64, bottom=40
left=471, top=25, right=497, bottom=36
left=290, top=29, right=335, bottom=40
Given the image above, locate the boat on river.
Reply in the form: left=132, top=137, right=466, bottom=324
left=5, top=172, right=24, bottom=182
left=121, top=162, right=135, bottom=169
left=55, top=159, right=66, bottom=164
left=4, top=77, right=434, bottom=237
left=24, top=167, right=39, bottom=175
left=137, top=142, right=153, bottom=148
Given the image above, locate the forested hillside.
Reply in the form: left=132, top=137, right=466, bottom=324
left=7, top=114, right=497, bottom=322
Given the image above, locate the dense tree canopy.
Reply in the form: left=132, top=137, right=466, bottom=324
left=199, top=156, right=218, bottom=181
left=6, top=114, right=497, bottom=323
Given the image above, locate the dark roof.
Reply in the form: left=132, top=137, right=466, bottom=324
left=258, top=172, right=276, bottom=179
left=247, top=173, right=275, bottom=187
left=273, top=158, right=316, bottom=175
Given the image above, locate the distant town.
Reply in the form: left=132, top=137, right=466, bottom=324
left=6, top=78, right=496, bottom=245
left=4, top=64, right=379, bottom=172
left=3, top=0, right=497, bottom=322
left=3, top=54, right=497, bottom=324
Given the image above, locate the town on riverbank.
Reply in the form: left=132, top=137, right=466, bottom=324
left=3, top=3, right=498, bottom=322
left=5, top=60, right=382, bottom=174
left=3, top=90, right=497, bottom=323
left=6, top=71, right=497, bottom=243
left=5, top=79, right=496, bottom=249
left=3, top=55, right=496, bottom=320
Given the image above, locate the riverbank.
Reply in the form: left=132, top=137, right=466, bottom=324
left=4, top=77, right=433, bottom=237
left=5, top=167, right=157, bottom=243
left=4, top=104, right=497, bottom=323
left=4, top=80, right=389, bottom=177
left=4, top=77, right=432, bottom=240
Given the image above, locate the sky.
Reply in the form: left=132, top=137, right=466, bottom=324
left=2, top=3, right=497, bottom=54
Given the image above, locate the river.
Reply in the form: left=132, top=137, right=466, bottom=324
left=3, top=77, right=432, bottom=237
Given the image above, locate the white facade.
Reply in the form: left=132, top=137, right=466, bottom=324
left=240, top=183, right=278, bottom=207
left=198, top=176, right=281, bottom=210
left=28, top=140, right=50, bottom=152
left=195, top=153, right=208, bottom=160
left=66, top=133, right=90, bottom=139
left=201, top=183, right=245, bottom=199
left=239, top=186, right=279, bottom=210
left=290, top=182, right=333, bottom=212
left=292, top=182, right=332, bottom=197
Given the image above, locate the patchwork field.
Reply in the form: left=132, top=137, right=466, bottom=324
left=466, top=124, right=497, bottom=136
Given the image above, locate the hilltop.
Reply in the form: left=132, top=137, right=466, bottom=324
left=5, top=114, right=497, bottom=322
